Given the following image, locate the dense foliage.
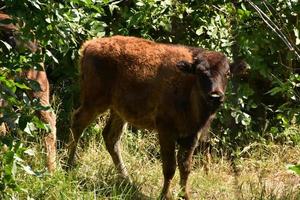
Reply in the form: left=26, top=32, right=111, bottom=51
left=0, top=0, right=299, bottom=197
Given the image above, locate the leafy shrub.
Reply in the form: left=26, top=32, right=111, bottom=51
left=1, top=0, right=300, bottom=195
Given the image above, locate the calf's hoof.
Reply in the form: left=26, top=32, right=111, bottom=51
left=159, top=192, right=173, bottom=200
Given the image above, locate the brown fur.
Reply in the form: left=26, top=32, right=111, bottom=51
left=0, top=12, right=56, bottom=172
left=68, top=36, right=244, bottom=199
left=0, top=12, right=16, bottom=31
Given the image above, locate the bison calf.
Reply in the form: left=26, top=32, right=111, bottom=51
left=0, top=12, right=56, bottom=172
left=68, top=36, right=244, bottom=199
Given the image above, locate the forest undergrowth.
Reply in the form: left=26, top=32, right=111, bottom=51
left=9, top=122, right=300, bottom=200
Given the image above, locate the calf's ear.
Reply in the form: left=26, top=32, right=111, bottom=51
left=230, top=59, right=248, bottom=75
left=176, top=60, right=194, bottom=74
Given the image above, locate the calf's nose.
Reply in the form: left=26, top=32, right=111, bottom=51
left=209, top=91, right=224, bottom=103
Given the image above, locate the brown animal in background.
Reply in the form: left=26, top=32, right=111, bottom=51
left=68, top=36, right=245, bottom=199
left=0, top=12, right=56, bottom=172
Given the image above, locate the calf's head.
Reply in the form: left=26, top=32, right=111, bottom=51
left=0, top=13, right=38, bottom=52
left=177, top=51, right=246, bottom=109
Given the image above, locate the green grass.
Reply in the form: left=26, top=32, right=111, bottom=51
left=6, top=126, right=300, bottom=200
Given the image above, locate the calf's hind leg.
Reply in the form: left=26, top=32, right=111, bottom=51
left=39, top=110, right=56, bottom=172
left=102, top=111, right=128, bottom=178
left=67, top=104, right=99, bottom=168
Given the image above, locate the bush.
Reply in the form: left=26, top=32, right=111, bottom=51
left=1, top=0, right=300, bottom=195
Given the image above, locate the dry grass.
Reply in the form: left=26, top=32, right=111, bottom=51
left=188, top=144, right=300, bottom=200
left=11, top=126, right=300, bottom=200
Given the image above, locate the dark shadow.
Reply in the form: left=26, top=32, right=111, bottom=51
left=75, top=169, right=154, bottom=200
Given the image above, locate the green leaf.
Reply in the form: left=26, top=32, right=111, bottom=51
left=136, top=1, right=145, bottom=7
left=30, top=0, right=41, bottom=10
left=32, top=116, right=50, bottom=132
left=24, top=122, right=37, bottom=135
left=46, top=49, right=59, bottom=64
left=21, top=164, right=36, bottom=175
left=288, top=164, right=300, bottom=175
left=19, top=115, right=32, bottom=131
left=24, top=149, right=35, bottom=156
left=294, top=27, right=300, bottom=45
left=27, top=80, right=42, bottom=92
left=196, top=26, right=205, bottom=36
left=15, top=82, right=31, bottom=90
left=0, top=40, right=12, bottom=51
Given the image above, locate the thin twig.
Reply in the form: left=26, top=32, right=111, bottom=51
left=247, top=0, right=293, bottom=49
left=262, top=0, right=300, bottom=54
left=245, top=0, right=300, bottom=60
left=212, top=5, right=228, bottom=15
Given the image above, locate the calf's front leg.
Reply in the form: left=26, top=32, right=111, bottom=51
left=177, top=136, right=198, bottom=200
left=158, top=133, right=176, bottom=200
left=68, top=105, right=99, bottom=168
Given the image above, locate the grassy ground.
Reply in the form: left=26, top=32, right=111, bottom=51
left=9, top=126, right=300, bottom=200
